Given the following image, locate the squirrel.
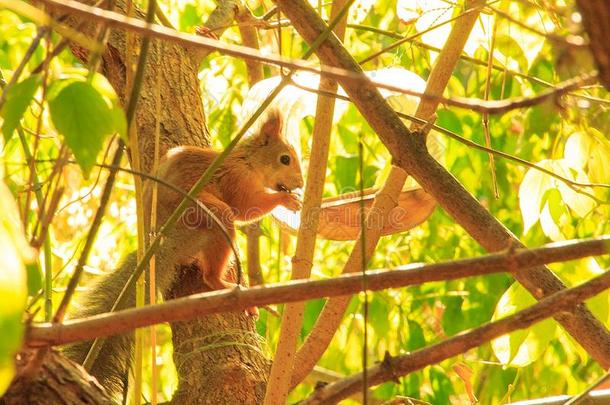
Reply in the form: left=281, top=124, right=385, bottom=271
left=63, top=109, right=303, bottom=398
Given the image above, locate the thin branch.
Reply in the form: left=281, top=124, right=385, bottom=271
left=482, top=18, right=499, bottom=198
left=77, top=17, right=337, bottom=371
left=562, top=371, right=610, bottom=405
left=300, top=267, right=610, bottom=404
left=53, top=141, right=125, bottom=323
left=489, top=4, right=586, bottom=48
left=0, top=26, right=48, bottom=110
left=32, top=0, right=599, bottom=115
left=264, top=1, right=352, bottom=403
left=358, top=1, right=489, bottom=65
left=287, top=80, right=610, bottom=201
left=25, top=236, right=610, bottom=347
left=81, top=0, right=158, bottom=370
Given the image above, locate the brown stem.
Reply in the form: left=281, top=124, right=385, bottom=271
left=290, top=0, right=486, bottom=388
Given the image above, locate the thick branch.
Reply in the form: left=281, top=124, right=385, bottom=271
left=301, top=268, right=610, bottom=404
left=275, top=0, right=610, bottom=368
left=26, top=236, right=610, bottom=347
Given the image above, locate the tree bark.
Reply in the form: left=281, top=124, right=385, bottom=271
left=62, top=0, right=269, bottom=402
left=2, top=349, right=112, bottom=405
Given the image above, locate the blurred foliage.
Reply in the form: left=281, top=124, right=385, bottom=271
left=1, top=0, right=610, bottom=403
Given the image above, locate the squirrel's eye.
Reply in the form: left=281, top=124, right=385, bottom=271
left=280, top=154, right=290, bottom=165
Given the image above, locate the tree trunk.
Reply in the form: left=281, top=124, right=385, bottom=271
left=2, top=349, right=112, bottom=405
left=46, top=0, right=268, bottom=402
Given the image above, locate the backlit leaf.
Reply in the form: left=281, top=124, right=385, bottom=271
left=1, top=74, right=40, bottom=142
left=48, top=81, right=116, bottom=177
left=491, top=282, right=557, bottom=367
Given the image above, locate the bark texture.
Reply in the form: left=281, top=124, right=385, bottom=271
left=60, top=0, right=268, bottom=402
left=2, top=349, right=112, bottom=405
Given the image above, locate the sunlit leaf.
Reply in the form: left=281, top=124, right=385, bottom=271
left=539, top=188, right=568, bottom=241
left=491, top=282, right=557, bottom=367
left=565, top=129, right=610, bottom=185
left=48, top=80, right=117, bottom=177
left=1, top=74, right=40, bottom=142
left=519, top=159, right=595, bottom=235
left=519, top=159, right=553, bottom=234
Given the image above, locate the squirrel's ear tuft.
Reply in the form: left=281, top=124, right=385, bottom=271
left=259, top=108, right=284, bottom=141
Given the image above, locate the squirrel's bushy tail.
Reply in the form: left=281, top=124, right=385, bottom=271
left=62, top=252, right=138, bottom=397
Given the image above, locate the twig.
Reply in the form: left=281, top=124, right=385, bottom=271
left=287, top=80, right=610, bottom=202
left=359, top=1, right=489, bottom=64
left=0, top=26, right=47, bottom=110
left=81, top=0, right=158, bottom=370
left=25, top=236, right=610, bottom=347
left=488, top=4, right=586, bottom=48
left=482, top=18, right=499, bottom=198
left=53, top=141, right=125, bottom=323
left=562, top=371, right=610, bottom=405
left=31, top=0, right=599, bottom=116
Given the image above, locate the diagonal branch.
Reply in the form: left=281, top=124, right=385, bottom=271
left=275, top=0, right=610, bottom=368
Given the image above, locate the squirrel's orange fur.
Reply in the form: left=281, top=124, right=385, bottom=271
left=150, top=109, right=302, bottom=301
left=64, top=109, right=303, bottom=397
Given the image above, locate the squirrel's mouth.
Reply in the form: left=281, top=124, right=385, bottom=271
left=277, top=183, right=289, bottom=192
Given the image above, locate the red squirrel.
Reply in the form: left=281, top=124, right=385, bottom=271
left=63, top=109, right=303, bottom=397
left=151, top=108, right=303, bottom=296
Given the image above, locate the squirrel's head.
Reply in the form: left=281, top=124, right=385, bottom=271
left=245, top=109, right=304, bottom=193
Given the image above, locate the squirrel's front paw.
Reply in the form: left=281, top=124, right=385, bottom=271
left=280, top=192, right=302, bottom=212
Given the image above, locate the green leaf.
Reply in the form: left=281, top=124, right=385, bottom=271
left=491, top=282, right=557, bottom=367
left=179, top=3, right=200, bottom=31
left=369, top=297, right=390, bottom=337
left=1, top=74, right=41, bottom=142
left=427, top=366, right=454, bottom=404
left=334, top=155, right=359, bottom=194
left=495, top=34, right=528, bottom=73
left=337, top=125, right=359, bottom=155
left=25, top=261, right=42, bottom=296
left=48, top=81, right=116, bottom=177
left=406, top=319, right=425, bottom=351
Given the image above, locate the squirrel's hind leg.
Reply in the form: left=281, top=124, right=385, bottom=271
left=194, top=193, right=258, bottom=316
